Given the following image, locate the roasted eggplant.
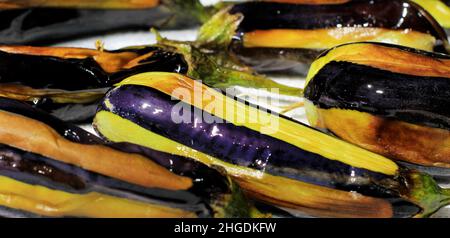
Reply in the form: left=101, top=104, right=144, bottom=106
left=0, top=0, right=213, bottom=45
left=0, top=45, right=185, bottom=122
left=0, top=97, right=254, bottom=218
left=93, top=71, right=450, bottom=218
left=197, top=0, right=449, bottom=74
left=303, top=42, right=450, bottom=170
left=0, top=43, right=301, bottom=122
left=412, top=0, right=450, bottom=30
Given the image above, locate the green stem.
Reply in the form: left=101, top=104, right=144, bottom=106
left=196, top=6, right=242, bottom=48
left=210, top=170, right=267, bottom=218
left=211, top=68, right=304, bottom=97
left=406, top=171, right=450, bottom=217
left=154, top=31, right=304, bottom=97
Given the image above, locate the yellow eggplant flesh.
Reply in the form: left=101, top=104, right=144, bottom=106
left=412, top=0, right=450, bottom=29
left=304, top=42, right=450, bottom=168
left=242, top=28, right=437, bottom=52
left=306, top=104, right=450, bottom=168
left=0, top=109, right=192, bottom=190
left=0, top=175, right=196, bottom=218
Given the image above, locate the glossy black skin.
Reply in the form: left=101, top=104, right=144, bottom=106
left=0, top=97, right=234, bottom=217
left=99, top=84, right=409, bottom=199
left=0, top=7, right=197, bottom=45
left=30, top=99, right=101, bottom=123
left=0, top=47, right=188, bottom=90
left=0, top=143, right=214, bottom=217
left=304, top=61, right=450, bottom=130
left=445, top=0, right=450, bottom=7
left=229, top=0, right=446, bottom=40
left=228, top=0, right=448, bottom=73
left=108, top=142, right=230, bottom=202
left=0, top=46, right=188, bottom=122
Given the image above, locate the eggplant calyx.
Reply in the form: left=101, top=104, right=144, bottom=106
left=210, top=176, right=267, bottom=218
left=196, top=7, right=243, bottom=49
left=162, top=0, right=221, bottom=23
left=403, top=170, right=450, bottom=217
left=155, top=31, right=303, bottom=96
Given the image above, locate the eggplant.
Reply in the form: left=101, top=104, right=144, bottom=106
left=0, top=97, right=254, bottom=218
left=412, top=0, right=450, bottom=30
left=0, top=0, right=214, bottom=45
left=0, top=45, right=186, bottom=122
left=197, top=0, right=449, bottom=74
left=303, top=42, right=450, bottom=170
left=93, top=71, right=450, bottom=218
left=0, top=43, right=301, bottom=122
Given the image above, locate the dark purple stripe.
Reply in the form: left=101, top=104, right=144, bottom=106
left=0, top=97, right=229, bottom=208
left=0, top=144, right=203, bottom=207
left=304, top=61, right=450, bottom=130
left=230, top=0, right=447, bottom=42
left=99, top=84, right=400, bottom=198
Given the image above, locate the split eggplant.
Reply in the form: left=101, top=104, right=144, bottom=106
left=197, top=0, right=450, bottom=74
left=412, top=0, right=450, bottom=30
left=303, top=42, right=450, bottom=170
left=93, top=71, right=450, bottom=218
left=0, top=97, right=254, bottom=218
left=0, top=0, right=213, bottom=45
left=0, top=43, right=300, bottom=122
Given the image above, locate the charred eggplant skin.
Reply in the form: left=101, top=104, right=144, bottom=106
left=0, top=46, right=188, bottom=90
left=0, top=97, right=254, bottom=218
left=230, top=1, right=443, bottom=37
left=0, top=45, right=188, bottom=122
left=94, top=72, right=450, bottom=218
left=304, top=42, right=450, bottom=168
left=198, top=0, right=449, bottom=73
left=0, top=42, right=302, bottom=122
left=0, top=0, right=208, bottom=44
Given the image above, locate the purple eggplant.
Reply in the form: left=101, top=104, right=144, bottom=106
left=0, top=42, right=300, bottom=122
left=0, top=97, right=255, bottom=218
left=303, top=42, right=450, bottom=169
left=197, top=0, right=449, bottom=74
left=93, top=72, right=450, bottom=218
left=0, top=0, right=212, bottom=45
